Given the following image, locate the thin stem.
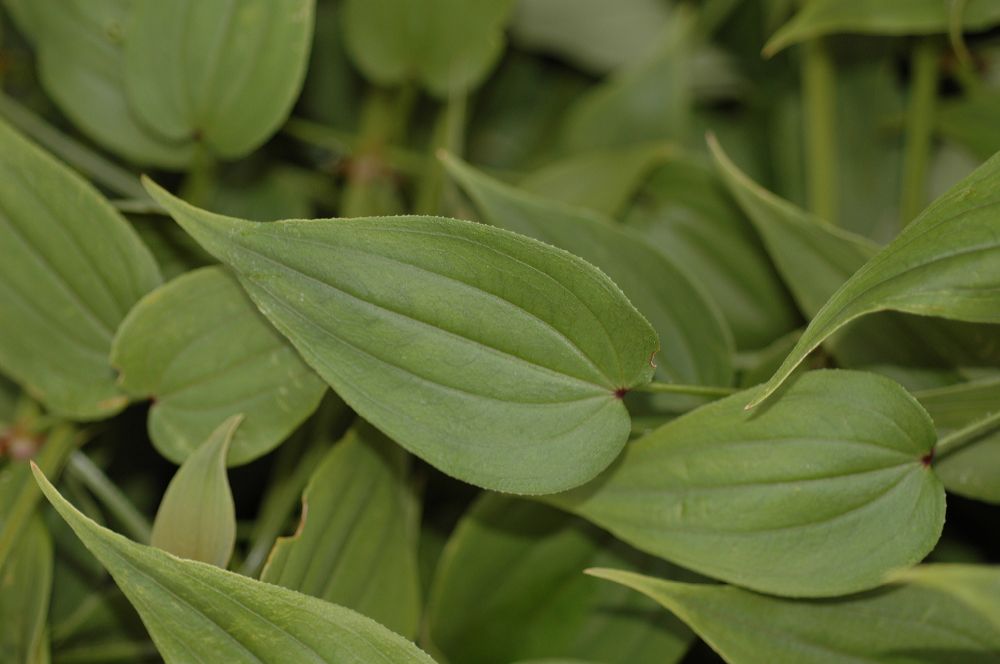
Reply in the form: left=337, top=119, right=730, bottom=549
left=634, top=382, right=737, bottom=398
left=0, top=93, right=148, bottom=199
left=179, top=144, right=217, bottom=208
left=66, top=451, right=152, bottom=543
left=935, top=410, right=1000, bottom=461
left=415, top=93, right=467, bottom=215
left=900, top=38, right=940, bottom=226
left=801, top=37, right=838, bottom=224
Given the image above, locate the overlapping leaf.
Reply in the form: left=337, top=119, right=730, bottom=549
left=111, top=267, right=326, bottom=465
left=150, top=416, right=240, bottom=567
left=0, top=119, right=160, bottom=418
left=732, top=143, right=1000, bottom=407
left=918, top=377, right=1000, bottom=504
left=765, top=0, right=1000, bottom=55
left=23, top=0, right=194, bottom=167
left=426, top=494, right=693, bottom=664
left=589, top=565, right=1000, bottom=664
left=144, top=179, right=658, bottom=494
left=443, top=153, right=733, bottom=388
left=261, top=423, right=421, bottom=638
left=342, top=0, right=514, bottom=97
left=623, top=156, right=799, bottom=350
left=33, top=465, right=438, bottom=664
left=548, top=370, right=945, bottom=597
left=124, top=0, right=314, bottom=158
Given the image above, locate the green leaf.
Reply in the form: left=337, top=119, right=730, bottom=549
left=32, top=464, right=439, bottom=664
left=936, top=91, right=1000, bottom=162
left=25, top=0, right=195, bottom=168
left=558, top=15, right=692, bottom=152
left=443, top=152, right=733, bottom=389
left=588, top=565, right=1000, bottom=664
left=342, top=0, right=514, bottom=97
left=917, top=377, right=1000, bottom=504
left=742, top=143, right=1000, bottom=408
left=111, top=267, right=326, bottom=466
left=426, top=494, right=693, bottom=664
left=150, top=415, right=240, bottom=568
left=143, top=178, right=659, bottom=494
left=623, top=156, right=800, bottom=350
left=123, top=0, right=314, bottom=159
left=261, top=422, right=421, bottom=639
left=0, top=118, right=161, bottom=419
left=548, top=370, right=945, bottom=597
left=765, top=0, right=1000, bottom=56
left=0, top=515, right=51, bottom=664
left=509, top=0, right=671, bottom=73
left=518, top=144, right=670, bottom=218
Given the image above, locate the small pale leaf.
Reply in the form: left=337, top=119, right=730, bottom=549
left=150, top=415, right=240, bottom=567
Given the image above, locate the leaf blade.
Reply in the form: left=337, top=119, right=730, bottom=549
left=143, top=178, right=658, bottom=493
left=32, top=463, right=438, bottom=664
left=150, top=415, right=241, bottom=567
left=547, top=370, right=945, bottom=597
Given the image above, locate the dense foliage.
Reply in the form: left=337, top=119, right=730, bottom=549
left=1, top=1, right=999, bottom=663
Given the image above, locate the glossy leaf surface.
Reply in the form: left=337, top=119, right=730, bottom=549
left=426, top=494, right=693, bottom=664
left=145, top=179, right=658, bottom=494
left=765, top=0, right=1000, bottom=55
left=549, top=370, right=945, bottom=597
left=111, top=267, right=326, bottom=465
left=261, top=423, right=420, bottom=638
left=150, top=416, right=240, bottom=568
left=589, top=565, right=1000, bottom=664
left=34, top=465, right=438, bottom=664
left=342, top=0, right=514, bottom=97
left=124, top=0, right=314, bottom=158
left=0, top=119, right=160, bottom=419
left=443, top=152, right=733, bottom=388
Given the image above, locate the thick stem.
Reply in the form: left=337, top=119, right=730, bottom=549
left=801, top=37, right=838, bottom=224
left=900, top=38, right=940, bottom=226
left=935, top=410, right=1000, bottom=461
left=66, top=451, right=152, bottom=543
left=284, top=118, right=426, bottom=176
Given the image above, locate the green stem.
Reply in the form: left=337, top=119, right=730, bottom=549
left=179, top=144, right=218, bottom=208
left=0, top=93, right=147, bottom=199
left=65, top=451, right=152, bottom=543
left=634, top=382, right=737, bottom=398
left=801, top=37, right=838, bottom=224
left=0, top=424, right=78, bottom=569
left=341, top=85, right=416, bottom=218
left=900, top=38, right=939, bottom=226
left=283, top=117, right=426, bottom=176
left=415, top=94, right=467, bottom=215
left=935, top=410, right=1000, bottom=461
